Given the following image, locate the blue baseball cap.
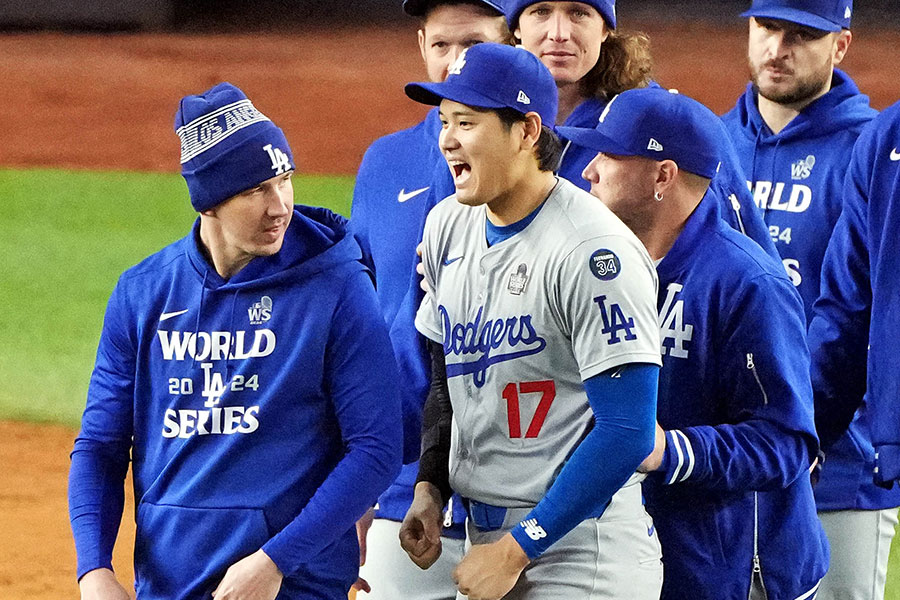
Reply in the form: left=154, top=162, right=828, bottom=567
left=405, top=43, right=558, bottom=128
left=741, top=0, right=852, bottom=32
left=403, top=0, right=504, bottom=17
left=505, top=0, right=616, bottom=30
left=557, top=88, right=722, bottom=179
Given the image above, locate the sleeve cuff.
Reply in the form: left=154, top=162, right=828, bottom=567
left=509, top=513, right=544, bottom=560
left=661, top=429, right=696, bottom=485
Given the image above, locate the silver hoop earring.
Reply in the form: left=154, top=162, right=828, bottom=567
left=654, top=191, right=664, bottom=202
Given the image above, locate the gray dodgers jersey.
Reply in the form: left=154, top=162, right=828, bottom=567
left=415, top=178, right=662, bottom=507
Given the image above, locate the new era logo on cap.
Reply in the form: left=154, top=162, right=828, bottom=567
left=845, top=6, right=851, bottom=18
left=517, top=90, right=531, bottom=105
left=648, top=138, right=664, bottom=152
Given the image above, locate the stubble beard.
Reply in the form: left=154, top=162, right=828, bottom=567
left=749, top=54, right=832, bottom=106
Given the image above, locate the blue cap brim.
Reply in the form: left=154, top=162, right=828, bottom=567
left=405, top=81, right=509, bottom=112
left=741, top=8, right=842, bottom=32
left=556, top=126, right=635, bottom=157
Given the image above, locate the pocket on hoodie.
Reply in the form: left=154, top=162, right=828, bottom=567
left=135, top=502, right=271, bottom=600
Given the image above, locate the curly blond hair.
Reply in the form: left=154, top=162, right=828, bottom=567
left=579, top=29, right=654, bottom=100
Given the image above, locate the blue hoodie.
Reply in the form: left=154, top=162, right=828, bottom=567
left=809, top=101, right=900, bottom=488
left=560, top=93, right=778, bottom=260
left=722, top=68, right=900, bottom=511
left=351, top=107, right=468, bottom=533
left=643, top=187, right=828, bottom=600
left=69, top=206, right=402, bottom=599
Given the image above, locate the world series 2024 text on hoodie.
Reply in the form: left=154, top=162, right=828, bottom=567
left=810, top=101, right=900, bottom=488
left=68, top=206, right=403, bottom=600
left=722, top=68, right=900, bottom=512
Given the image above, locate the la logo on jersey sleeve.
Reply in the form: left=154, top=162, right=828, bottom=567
left=587, top=248, right=637, bottom=345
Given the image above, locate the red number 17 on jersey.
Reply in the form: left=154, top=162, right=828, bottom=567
left=503, top=380, right=556, bottom=438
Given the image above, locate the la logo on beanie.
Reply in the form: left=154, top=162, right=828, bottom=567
left=264, top=144, right=291, bottom=175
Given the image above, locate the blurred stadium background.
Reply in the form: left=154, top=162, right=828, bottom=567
left=1, top=1, right=898, bottom=598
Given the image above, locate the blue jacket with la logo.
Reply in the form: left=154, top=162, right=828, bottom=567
left=642, top=189, right=828, bottom=600
left=69, top=206, right=402, bottom=599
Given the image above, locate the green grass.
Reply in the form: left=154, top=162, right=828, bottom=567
left=0, top=167, right=353, bottom=426
left=2, top=166, right=899, bottom=592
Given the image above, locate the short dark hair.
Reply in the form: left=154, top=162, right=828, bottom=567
left=494, top=107, right=562, bottom=172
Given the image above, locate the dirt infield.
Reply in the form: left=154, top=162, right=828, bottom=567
left=2, top=23, right=899, bottom=599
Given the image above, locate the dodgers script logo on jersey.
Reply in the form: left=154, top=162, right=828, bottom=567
left=439, top=304, right=547, bottom=388
left=156, top=325, right=273, bottom=439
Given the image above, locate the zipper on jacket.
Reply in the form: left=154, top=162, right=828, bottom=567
left=747, top=353, right=769, bottom=405
left=749, top=492, right=769, bottom=600
left=730, top=194, right=748, bottom=235
left=443, top=496, right=454, bottom=528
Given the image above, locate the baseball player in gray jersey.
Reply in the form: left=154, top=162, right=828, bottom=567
left=400, top=43, right=663, bottom=600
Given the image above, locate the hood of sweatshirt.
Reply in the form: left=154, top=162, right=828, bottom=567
left=729, top=68, right=874, bottom=145
left=185, top=204, right=360, bottom=292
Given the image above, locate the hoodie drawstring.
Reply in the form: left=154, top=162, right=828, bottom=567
left=191, top=270, right=208, bottom=370
left=226, top=291, right=239, bottom=380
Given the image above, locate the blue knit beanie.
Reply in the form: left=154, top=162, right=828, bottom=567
left=175, top=82, right=295, bottom=212
left=505, top=0, right=616, bottom=30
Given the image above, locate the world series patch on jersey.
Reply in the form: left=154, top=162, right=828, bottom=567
left=415, top=178, right=662, bottom=507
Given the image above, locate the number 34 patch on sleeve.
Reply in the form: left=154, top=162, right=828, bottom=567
left=589, top=249, right=621, bottom=281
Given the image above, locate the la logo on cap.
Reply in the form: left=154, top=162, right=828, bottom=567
left=647, top=138, right=664, bottom=152
left=448, top=48, right=468, bottom=76
left=517, top=90, right=531, bottom=105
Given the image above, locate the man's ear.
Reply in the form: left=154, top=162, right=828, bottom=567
left=655, top=160, right=680, bottom=195
left=521, top=112, right=543, bottom=149
left=832, top=29, right=852, bottom=65
left=418, top=28, right=428, bottom=64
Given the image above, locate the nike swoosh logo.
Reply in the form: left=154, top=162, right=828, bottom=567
left=442, top=256, right=463, bottom=266
left=159, top=309, right=189, bottom=322
left=891, top=148, right=900, bottom=162
left=648, top=523, right=655, bottom=536
left=398, top=186, right=429, bottom=203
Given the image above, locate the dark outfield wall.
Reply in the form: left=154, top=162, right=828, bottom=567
left=1, top=0, right=897, bottom=30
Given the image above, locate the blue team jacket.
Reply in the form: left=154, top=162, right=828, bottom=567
left=69, top=207, right=402, bottom=599
left=809, top=101, right=900, bottom=487
left=558, top=93, right=777, bottom=259
left=642, top=189, right=828, bottom=600
left=722, top=69, right=900, bottom=510
left=351, top=107, right=468, bottom=532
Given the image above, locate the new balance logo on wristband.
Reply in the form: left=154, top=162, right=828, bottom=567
left=521, top=518, right=547, bottom=541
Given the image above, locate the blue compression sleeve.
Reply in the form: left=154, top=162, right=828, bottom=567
left=510, top=363, right=658, bottom=559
